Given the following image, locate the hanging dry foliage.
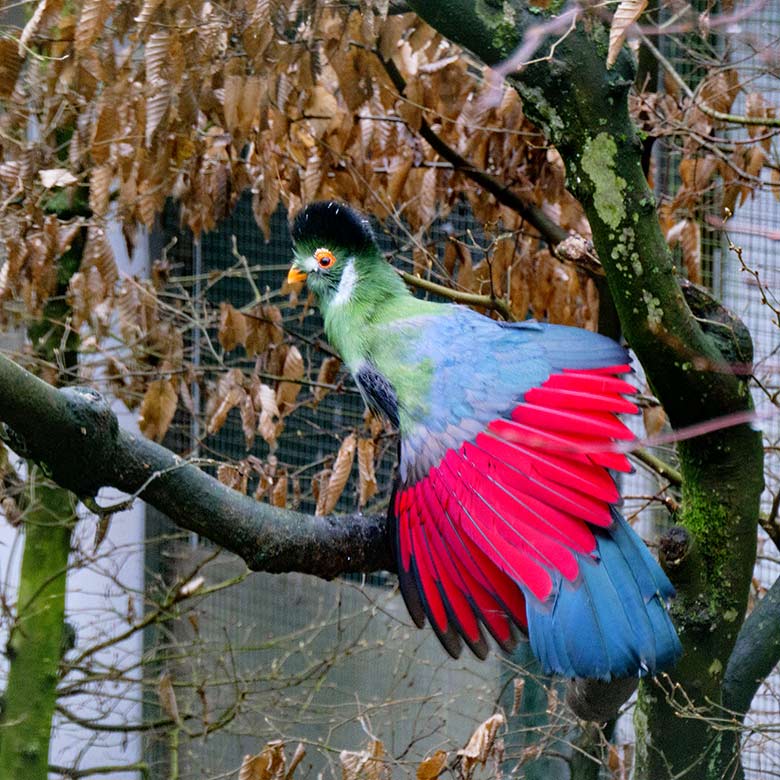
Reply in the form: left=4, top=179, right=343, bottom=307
left=138, top=378, right=178, bottom=441
left=340, top=739, right=390, bottom=780
left=318, top=433, right=357, bottom=515
left=357, top=437, right=378, bottom=507
left=457, top=713, right=505, bottom=780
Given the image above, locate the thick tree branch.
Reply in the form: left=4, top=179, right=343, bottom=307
left=0, top=353, right=394, bottom=578
left=723, top=574, right=780, bottom=717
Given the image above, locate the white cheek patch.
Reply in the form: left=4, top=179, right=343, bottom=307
left=302, top=255, right=318, bottom=273
left=332, top=257, right=357, bottom=307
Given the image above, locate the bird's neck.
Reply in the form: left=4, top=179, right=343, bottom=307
left=320, top=261, right=413, bottom=368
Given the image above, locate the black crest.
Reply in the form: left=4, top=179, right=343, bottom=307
left=291, top=201, right=375, bottom=254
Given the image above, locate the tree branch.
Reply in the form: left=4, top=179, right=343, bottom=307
left=723, top=573, right=780, bottom=717
left=377, top=51, right=604, bottom=276
left=0, top=353, right=395, bottom=579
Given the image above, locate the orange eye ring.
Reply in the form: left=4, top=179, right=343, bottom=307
left=314, top=247, right=337, bottom=269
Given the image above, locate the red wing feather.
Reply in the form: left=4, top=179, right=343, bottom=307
left=395, top=365, right=637, bottom=657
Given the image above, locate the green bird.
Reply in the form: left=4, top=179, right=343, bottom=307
left=288, top=200, right=681, bottom=680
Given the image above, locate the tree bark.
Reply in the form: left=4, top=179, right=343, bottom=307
left=0, top=473, right=75, bottom=780
left=406, top=2, right=764, bottom=777
left=0, top=353, right=394, bottom=579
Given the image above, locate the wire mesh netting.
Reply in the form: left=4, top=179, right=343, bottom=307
left=140, top=8, right=780, bottom=773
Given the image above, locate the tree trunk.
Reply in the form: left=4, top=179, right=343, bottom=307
left=0, top=472, right=75, bottom=780
left=407, top=3, right=765, bottom=777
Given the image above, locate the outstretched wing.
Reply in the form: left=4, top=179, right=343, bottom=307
left=388, top=310, right=671, bottom=674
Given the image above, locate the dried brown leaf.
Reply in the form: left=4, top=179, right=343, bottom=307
left=510, top=678, right=526, bottom=716
left=772, top=167, right=780, bottom=203
left=458, top=713, right=505, bottom=778
left=219, top=302, right=248, bottom=352
left=417, top=750, right=447, bottom=780
left=145, top=29, right=169, bottom=85
left=313, top=356, right=341, bottom=405
left=357, top=437, right=378, bottom=507
left=240, top=391, right=257, bottom=449
left=239, top=740, right=286, bottom=780
left=680, top=219, right=701, bottom=284
left=84, top=225, right=119, bottom=288
left=207, top=369, right=246, bottom=435
left=89, top=164, right=113, bottom=217
left=302, top=148, right=323, bottom=204
left=607, top=0, right=647, bottom=68
left=218, top=463, right=249, bottom=494
left=271, top=472, right=287, bottom=508
left=246, top=304, right=284, bottom=356
left=276, top=345, right=304, bottom=415
left=255, top=381, right=280, bottom=447
left=138, top=379, right=177, bottom=441
left=157, top=672, right=180, bottom=723
left=134, top=0, right=162, bottom=25
left=320, top=433, right=356, bottom=515
left=40, top=168, right=78, bottom=188
left=18, top=0, right=63, bottom=56
left=340, top=739, right=389, bottom=780
left=145, top=88, right=170, bottom=146
left=75, top=0, right=109, bottom=54
left=0, top=38, right=22, bottom=98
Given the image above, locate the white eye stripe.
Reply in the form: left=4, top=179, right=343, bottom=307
left=332, top=257, right=357, bottom=307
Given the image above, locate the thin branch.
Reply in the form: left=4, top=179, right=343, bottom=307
left=398, top=269, right=514, bottom=321
left=632, top=448, right=683, bottom=487
left=376, top=51, right=604, bottom=277
left=639, top=32, right=780, bottom=129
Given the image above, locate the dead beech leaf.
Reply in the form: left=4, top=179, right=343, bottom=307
left=18, top=0, right=61, bottom=56
left=207, top=369, right=246, bottom=435
left=313, top=468, right=332, bottom=516
left=340, top=739, right=389, bottom=780
left=157, top=672, right=180, bottom=724
left=138, top=379, right=177, bottom=441
left=276, top=346, right=304, bottom=415
left=0, top=38, right=22, bottom=98
left=643, top=403, right=667, bottom=438
left=254, top=381, right=280, bottom=447
left=219, top=302, right=248, bottom=352
left=89, top=164, right=112, bottom=218
left=458, top=713, right=505, bottom=778
left=771, top=167, right=780, bottom=203
left=417, top=750, right=447, bottom=780
left=357, top=438, right=378, bottom=507
left=319, top=433, right=357, bottom=515
left=607, top=0, right=647, bottom=68
left=245, top=304, right=284, bottom=356
left=40, top=168, right=78, bottom=188
left=313, top=356, right=341, bottom=405
left=510, top=678, right=526, bottom=716
left=75, top=0, right=109, bottom=53
left=239, top=740, right=286, bottom=780
left=218, top=463, right=248, bottom=494
left=680, top=219, right=701, bottom=284
left=271, top=472, right=287, bottom=508
left=240, top=391, right=257, bottom=449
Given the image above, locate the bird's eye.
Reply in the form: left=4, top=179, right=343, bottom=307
left=314, top=248, right=336, bottom=269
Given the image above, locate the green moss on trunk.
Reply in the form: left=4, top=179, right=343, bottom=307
left=0, top=473, right=75, bottom=780
left=408, top=2, right=764, bottom=777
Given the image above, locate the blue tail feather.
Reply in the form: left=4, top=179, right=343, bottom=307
left=526, top=510, right=681, bottom=680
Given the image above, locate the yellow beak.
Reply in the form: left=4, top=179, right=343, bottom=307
left=287, top=267, right=308, bottom=285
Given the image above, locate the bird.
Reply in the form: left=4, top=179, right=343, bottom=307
left=287, top=200, right=682, bottom=680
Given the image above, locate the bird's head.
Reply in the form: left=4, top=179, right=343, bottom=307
left=287, top=201, right=377, bottom=308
